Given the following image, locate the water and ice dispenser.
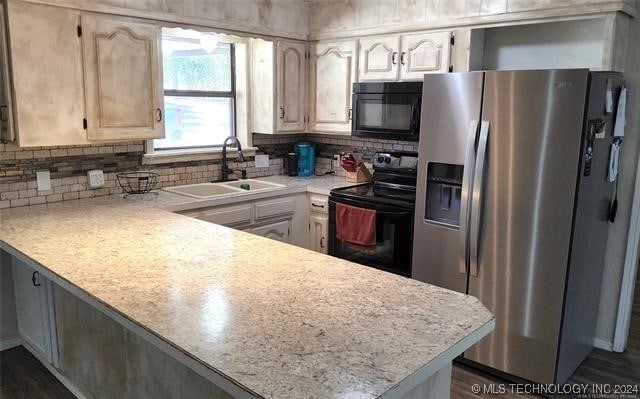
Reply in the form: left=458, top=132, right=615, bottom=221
left=424, top=163, right=463, bottom=227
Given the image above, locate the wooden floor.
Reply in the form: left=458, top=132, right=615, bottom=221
left=0, top=346, right=74, bottom=399
left=1, top=272, right=638, bottom=399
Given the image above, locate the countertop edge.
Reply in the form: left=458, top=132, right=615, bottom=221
left=379, top=318, right=495, bottom=398
left=0, top=241, right=263, bottom=399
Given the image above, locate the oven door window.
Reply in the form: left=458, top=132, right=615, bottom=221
left=329, top=200, right=413, bottom=276
left=354, top=94, right=419, bottom=135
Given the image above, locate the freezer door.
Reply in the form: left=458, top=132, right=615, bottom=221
left=465, top=69, right=589, bottom=384
left=412, top=72, right=484, bottom=294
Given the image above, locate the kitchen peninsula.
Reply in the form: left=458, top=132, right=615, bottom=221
left=0, top=183, right=493, bottom=399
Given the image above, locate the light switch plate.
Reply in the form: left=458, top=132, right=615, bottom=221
left=87, top=169, right=105, bottom=189
left=36, top=170, right=51, bottom=191
left=255, top=154, right=269, bottom=168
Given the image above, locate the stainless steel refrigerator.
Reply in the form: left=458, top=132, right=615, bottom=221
left=412, top=70, right=624, bottom=384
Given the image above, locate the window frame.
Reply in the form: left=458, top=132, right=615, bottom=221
left=154, top=33, right=238, bottom=151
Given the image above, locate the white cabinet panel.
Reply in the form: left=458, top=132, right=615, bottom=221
left=81, top=13, right=164, bottom=140
left=255, top=198, right=295, bottom=220
left=309, top=213, right=328, bottom=254
left=251, top=219, right=291, bottom=243
left=358, top=35, right=400, bottom=81
left=13, top=259, right=56, bottom=364
left=276, top=40, right=307, bottom=132
left=0, top=5, right=14, bottom=143
left=310, top=40, right=357, bottom=133
left=400, top=32, right=451, bottom=79
left=7, top=1, right=87, bottom=147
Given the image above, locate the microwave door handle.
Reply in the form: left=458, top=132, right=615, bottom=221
left=411, top=96, right=421, bottom=133
left=459, top=120, right=479, bottom=275
left=469, top=120, right=490, bottom=277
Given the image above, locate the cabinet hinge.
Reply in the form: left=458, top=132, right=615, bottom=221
left=77, top=25, right=82, bottom=37
left=448, top=65, right=454, bottom=73
left=450, top=34, right=455, bottom=46
left=83, top=118, right=87, bottom=129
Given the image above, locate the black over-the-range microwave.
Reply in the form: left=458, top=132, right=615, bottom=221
left=351, top=81, right=423, bottom=141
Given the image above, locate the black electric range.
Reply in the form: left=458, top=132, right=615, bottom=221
left=328, top=152, right=418, bottom=277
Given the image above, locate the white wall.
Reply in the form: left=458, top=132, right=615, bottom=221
left=596, top=13, right=640, bottom=347
left=479, top=19, right=606, bottom=70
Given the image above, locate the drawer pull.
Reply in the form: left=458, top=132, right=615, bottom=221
left=31, top=271, right=42, bottom=287
left=312, top=203, right=325, bottom=209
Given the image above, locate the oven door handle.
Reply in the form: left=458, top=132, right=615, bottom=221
left=328, top=200, right=410, bottom=217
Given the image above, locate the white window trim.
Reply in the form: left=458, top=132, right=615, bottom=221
left=147, top=29, right=252, bottom=164
left=142, top=143, right=257, bottom=165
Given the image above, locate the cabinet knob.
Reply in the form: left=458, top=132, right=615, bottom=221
left=348, top=108, right=352, bottom=121
left=156, top=108, right=163, bottom=122
left=391, top=52, right=398, bottom=65
left=400, top=52, right=406, bottom=65
left=279, top=107, right=285, bottom=119
left=31, top=271, right=42, bottom=287
left=320, top=236, right=325, bottom=249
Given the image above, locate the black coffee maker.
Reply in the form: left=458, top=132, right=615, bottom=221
left=286, top=152, right=299, bottom=176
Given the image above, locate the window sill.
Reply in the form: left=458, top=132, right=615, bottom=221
left=142, top=147, right=258, bottom=165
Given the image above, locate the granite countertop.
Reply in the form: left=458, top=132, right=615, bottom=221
left=0, top=175, right=494, bottom=399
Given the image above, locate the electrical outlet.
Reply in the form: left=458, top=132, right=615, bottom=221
left=255, top=154, right=269, bottom=168
left=36, top=170, right=51, bottom=191
left=87, top=169, right=105, bottom=189
left=333, top=154, right=341, bottom=161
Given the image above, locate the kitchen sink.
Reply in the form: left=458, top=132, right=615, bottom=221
left=164, top=179, right=286, bottom=199
left=164, top=183, right=244, bottom=199
left=222, top=179, right=286, bottom=192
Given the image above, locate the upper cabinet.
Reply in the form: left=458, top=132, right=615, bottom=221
left=7, top=1, right=87, bottom=147
left=4, top=1, right=165, bottom=147
left=309, top=39, right=357, bottom=134
left=250, top=38, right=307, bottom=134
left=81, top=14, right=164, bottom=141
left=0, top=4, right=14, bottom=143
left=358, top=32, right=451, bottom=81
left=358, top=35, right=399, bottom=81
left=400, top=32, right=452, bottom=80
left=276, top=40, right=306, bottom=132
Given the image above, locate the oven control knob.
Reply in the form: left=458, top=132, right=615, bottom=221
left=377, top=156, right=385, bottom=163
left=385, top=158, right=391, bottom=163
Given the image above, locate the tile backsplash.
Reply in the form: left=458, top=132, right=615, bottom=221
left=0, top=133, right=417, bottom=208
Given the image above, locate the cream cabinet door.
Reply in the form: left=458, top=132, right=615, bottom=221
left=310, top=40, right=356, bottom=134
left=0, top=5, right=13, bottom=143
left=309, top=213, right=328, bottom=254
left=251, top=219, right=291, bottom=243
left=7, top=1, right=88, bottom=147
left=399, top=32, right=452, bottom=80
left=358, top=35, right=400, bottom=81
left=276, top=40, right=306, bottom=132
left=81, top=14, right=164, bottom=141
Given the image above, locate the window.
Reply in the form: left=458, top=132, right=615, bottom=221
left=154, top=28, right=236, bottom=150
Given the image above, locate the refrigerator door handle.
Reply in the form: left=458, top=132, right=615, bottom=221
left=459, top=120, right=479, bottom=275
left=470, top=120, right=490, bottom=277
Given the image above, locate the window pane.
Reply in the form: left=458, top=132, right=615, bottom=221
left=155, top=96, right=233, bottom=149
left=162, top=28, right=232, bottom=92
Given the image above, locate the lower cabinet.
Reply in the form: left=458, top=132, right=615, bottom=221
left=12, top=258, right=58, bottom=365
left=251, top=219, right=291, bottom=243
left=307, top=194, right=329, bottom=254
left=180, top=193, right=306, bottom=247
left=309, top=213, right=328, bottom=254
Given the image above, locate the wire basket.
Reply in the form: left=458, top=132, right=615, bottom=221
left=116, top=172, right=159, bottom=195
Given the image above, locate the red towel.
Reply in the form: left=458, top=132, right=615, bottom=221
left=336, top=203, right=377, bottom=247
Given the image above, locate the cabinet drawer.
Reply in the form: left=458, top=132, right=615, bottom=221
left=201, top=206, right=252, bottom=227
left=309, top=195, right=328, bottom=214
left=254, top=198, right=295, bottom=220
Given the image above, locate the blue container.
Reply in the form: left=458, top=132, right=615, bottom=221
left=295, top=141, right=315, bottom=177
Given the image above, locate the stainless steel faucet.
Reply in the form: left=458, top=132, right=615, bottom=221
left=221, top=136, right=245, bottom=182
